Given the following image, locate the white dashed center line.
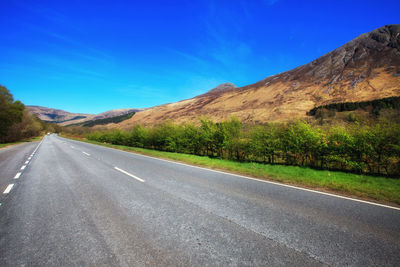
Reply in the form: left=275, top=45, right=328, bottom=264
left=2, top=137, right=45, bottom=199
left=82, top=151, right=90, bottom=156
left=114, top=167, right=145, bottom=183
left=3, top=184, right=14, bottom=194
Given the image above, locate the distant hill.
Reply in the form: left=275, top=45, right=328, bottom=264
left=27, top=106, right=91, bottom=124
left=115, top=24, right=400, bottom=127
left=26, top=106, right=142, bottom=126
left=70, top=112, right=136, bottom=127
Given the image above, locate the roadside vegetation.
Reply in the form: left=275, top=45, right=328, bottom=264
left=83, top=118, right=400, bottom=177
left=61, top=108, right=400, bottom=204
left=3, top=82, right=396, bottom=204
left=0, top=84, right=59, bottom=145
left=63, top=136, right=400, bottom=205
left=0, top=136, right=44, bottom=149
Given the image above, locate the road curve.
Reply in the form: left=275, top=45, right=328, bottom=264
left=0, top=134, right=399, bottom=266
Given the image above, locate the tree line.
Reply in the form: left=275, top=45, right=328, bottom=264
left=307, top=96, right=400, bottom=117
left=86, top=118, right=400, bottom=177
left=0, top=85, right=58, bottom=143
left=69, top=112, right=136, bottom=127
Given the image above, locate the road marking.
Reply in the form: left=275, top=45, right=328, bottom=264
left=14, top=172, right=21, bottom=179
left=3, top=184, right=14, bottom=194
left=25, top=161, right=29, bottom=164
left=26, top=135, right=44, bottom=161
left=82, top=151, right=90, bottom=156
left=20, top=165, right=26, bottom=170
left=114, top=167, right=145, bottom=183
left=71, top=146, right=74, bottom=148
left=64, top=137, right=400, bottom=211
left=120, top=149, right=400, bottom=211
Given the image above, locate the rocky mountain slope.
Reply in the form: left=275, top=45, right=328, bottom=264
left=27, top=106, right=91, bottom=124
left=27, top=106, right=141, bottom=126
left=116, top=24, right=400, bottom=127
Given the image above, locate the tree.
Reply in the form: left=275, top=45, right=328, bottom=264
left=0, top=85, right=25, bottom=142
left=250, top=124, right=280, bottom=163
left=327, top=126, right=356, bottom=170
left=127, top=125, right=148, bottom=148
left=6, top=110, right=42, bottom=142
left=364, top=123, right=400, bottom=175
left=199, top=119, right=217, bottom=157
left=182, top=123, right=202, bottom=155
left=219, top=118, right=242, bottom=160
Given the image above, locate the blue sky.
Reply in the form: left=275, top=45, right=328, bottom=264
left=0, top=0, right=399, bottom=114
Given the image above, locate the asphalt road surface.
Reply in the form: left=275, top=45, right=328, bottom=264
left=1, top=134, right=399, bottom=266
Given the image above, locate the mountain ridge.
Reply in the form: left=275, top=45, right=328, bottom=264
left=27, top=105, right=141, bottom=126
left=114, top=24, right=400, bottom=127
left=28, top=25, right=400, bottom=128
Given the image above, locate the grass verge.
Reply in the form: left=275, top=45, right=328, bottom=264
left=0, top=135, right=44, bottom=149
left=63, top=135, right=400, bottom=206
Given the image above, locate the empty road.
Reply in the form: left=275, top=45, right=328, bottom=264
left=1, top=134, right=399, bottom=266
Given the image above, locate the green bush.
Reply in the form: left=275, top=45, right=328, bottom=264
left=0, top=85, right=45, bottom=142
left=85, top=118, right=400, bottom=177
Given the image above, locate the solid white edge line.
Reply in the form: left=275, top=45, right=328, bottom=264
left=137, top=153, right=400, bottom=211
left=114, top=167, right=145, bottom=182
left=30, top=135, right=44, bottom=155
left=64, top=137, right=399, bottom=211
left=3, top=184, right=14, bottom=194
left=82, top=151, right=90, bottom=156
left=20, top=165, right=26, bottom=170
left=14, top=172, right=21, bottom=179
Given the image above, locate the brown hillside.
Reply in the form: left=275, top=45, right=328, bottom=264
left=27, top=106, right=141, bottom=126
left=59, top=108, right=141, bottom=126
left=27, top=106, right=91, bottom=124
left=118, top=25, right=400, bottom=128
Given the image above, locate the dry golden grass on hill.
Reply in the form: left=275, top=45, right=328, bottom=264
left=111, top=25, right=400, bottom=129
left=114, top=68, right=399, bottom=129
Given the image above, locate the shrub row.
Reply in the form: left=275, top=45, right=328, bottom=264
left=0, top=85, right=48, bottom=142
left=86, top=119, right=400, bottom=177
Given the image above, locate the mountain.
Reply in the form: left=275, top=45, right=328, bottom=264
left=26, top=106, right=141, bottom=126
left=27, top=106, right=91, bottom=124
left=116, top=24, right=400, bottom=127
left=62, top=108, right=142, bottom=126
left=202, top=82, right=238, bottom=95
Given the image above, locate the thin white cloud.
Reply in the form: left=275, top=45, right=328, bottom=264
left=23, top=23, right=113, bottom=59
left=11, top=0, right=84, bottom=32
left=28, top=53, right=105, bottom=79
left=265, top=0, right=280, bottom=6
left=166, top=48, right=210, bottom=67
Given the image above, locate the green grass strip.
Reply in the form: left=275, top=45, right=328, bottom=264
left=0, top=135, right=44, bottom=149
left=63, top=135, right=400, bottom=206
